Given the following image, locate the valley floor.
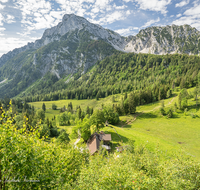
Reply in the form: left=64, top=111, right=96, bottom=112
left=29, top=89, right=200, bottom=161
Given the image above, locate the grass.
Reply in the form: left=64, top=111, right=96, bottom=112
left=29, top=88, right=200, bottom=161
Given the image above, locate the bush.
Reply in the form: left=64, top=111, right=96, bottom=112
left=37, top=109, right=45, bottom=121
left=52, top=103, right=57, bottom=110
left=39, top=124, right=50, bottom=138
left=57, top=130, right=70, bottom=144
left=167, top=108, right=173, bottom=118
left=190, top=113, right=197, bottom=118
left=50, top=127, right=59, bottom=137
left=159, top=107, right=165, bottom=116
left=58, top=112, right=70, bottom=126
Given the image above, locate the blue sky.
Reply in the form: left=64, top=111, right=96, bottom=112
left=0, top=0, right=200, bottom=57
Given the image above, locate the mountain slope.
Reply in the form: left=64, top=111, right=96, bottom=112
left=0, top=14, right=126, bottom=98
left=125, top=24, right=200, bottom=54
left=0, top=14, right=200, bottom=99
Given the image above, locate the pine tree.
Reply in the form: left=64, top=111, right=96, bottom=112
left=178, top=93, right=182, bottom=110
left=78, top=108, right=82, bottom=119
left=124, top=99, right=129, bottom=115
left=124, top=92, right=127, bottom=100
left=86, top=106, right=90, bottom=115
left=129, top=92, right=136, bottom=114
left=42, top=103, right=46, bottom=112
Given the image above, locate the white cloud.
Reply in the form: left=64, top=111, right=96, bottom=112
left=89, top=10, right=131, bottom=25
left=142, top=17, right=160, bottom=28
left=1, top=0, right=9, bottom=3
left=0, top=13, right=3, bottom=26
left=14, top=0, right=56, bottom=35
left=5, top=15, right=15, bottom=24
left=123, top=0, right=134, bottom=2
left=115, top=26, right=138, bottom=36
left=175, top=0, right=189, bottom=7
left=113, top=4, right=127, bottom=10
left=172, top=15, right=200, bottom=30
left=176, top=13, right=182, bottom=18
left=0, top=3, right=5, bottom=10
left=184, top=4, right=200, bottom=16
left=0, top=37, right=32, bottom=57
left=172, top=3, right=200, bottom=30
left=0, top=27, right=5, bottom=37
left=135, top=0, right=171, bottom=14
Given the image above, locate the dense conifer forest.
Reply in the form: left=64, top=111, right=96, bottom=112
left=22, top=53, right=200, bottom=106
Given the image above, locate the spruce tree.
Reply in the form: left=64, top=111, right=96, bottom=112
left=42, top=103, right=46, bottom=112
left=178, top=93, right=182, bottom=110
left=129, top=92, right=136, bottom=114
left=124, top=92, right=127, bottom=100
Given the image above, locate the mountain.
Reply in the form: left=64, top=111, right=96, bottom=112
left=125, top=24, right=200, bottom=54
left=0, top=14, right=200, bottom=99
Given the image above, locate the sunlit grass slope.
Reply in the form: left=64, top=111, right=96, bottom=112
left=29, top=88, right=200, bottom=160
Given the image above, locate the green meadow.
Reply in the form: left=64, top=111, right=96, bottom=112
left=29, top=88, right=200, bottom=161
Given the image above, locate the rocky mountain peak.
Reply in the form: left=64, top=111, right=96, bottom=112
left=0, top=14, right=200, bottom=98
left=42, top=14, right=89, bottom=39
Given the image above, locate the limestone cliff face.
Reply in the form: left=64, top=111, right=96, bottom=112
left=125, top=25, right=200, bottom=55
left=0, top=14, right=127, bottom=77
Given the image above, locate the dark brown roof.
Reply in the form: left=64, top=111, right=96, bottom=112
left=99, top=134, right=111, bottom=141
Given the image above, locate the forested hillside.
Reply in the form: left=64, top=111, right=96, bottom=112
left=23, top=53, right=200, bottom=106
left=0, top=14, right=200, bottom=100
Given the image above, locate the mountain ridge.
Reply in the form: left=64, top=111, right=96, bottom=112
left=0, top=14, right=200, bottom=99
left=1, top=14, right=200, bottom=67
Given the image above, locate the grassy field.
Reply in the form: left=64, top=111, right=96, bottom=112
left=29, top=88, right=200, bottom=161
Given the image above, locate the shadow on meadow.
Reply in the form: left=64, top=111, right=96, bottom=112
left=116, top=121, right=132, bottom=128
left=186, top=104, right=200, bottom=112
left=138, top=112, right=158, bottom=119
left=105, top=131, right=129, bottom=144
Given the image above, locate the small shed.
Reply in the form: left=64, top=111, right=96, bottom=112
left=87, top=131, right=111, bottom=155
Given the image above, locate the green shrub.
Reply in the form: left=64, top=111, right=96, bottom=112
left=160, top=107, right=165, bottom=116
left=52, top=103, right=57, bottom=110
left=167, top=108, right=173, bottom=118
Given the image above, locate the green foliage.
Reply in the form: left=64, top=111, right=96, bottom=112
left=76, top=115, right=91, bottom=141
left=39, top=124, right=50, bottom=138
left=167, top=108, right=173, bottom=118
left=103, top=106, right=119, bottom=125
left=70, top=125, right=79, bottom=140
left=57, top=130, right=70, bottom=144
left=71, top=146, right=200, bottom=190
left=42, top=103, right=46, bottom=112
left=19, top=52, right=200, bottom=109
left=58, top=112, right=71, bottom=126
left=0, top=107, right=87, bottom=189
left=166, top=89, right=172, bottom=98
left=174, top=102, right=177, bottom=112
left=182, top=98, right=188, bottom=109
left=129, top=92, right=136, bottom=114
left=90, top=109, right=106, bottom=132
left=36, top=109, right=45, bottom=121
left=123, top=99, right=129, bottom=115
left=160, top=107, right=165, bottom=116
left=160, top=101, right=165, bottom=115
left=52, top=103, right=57, bottom=110
left=178, top=93, right=182, bottom=110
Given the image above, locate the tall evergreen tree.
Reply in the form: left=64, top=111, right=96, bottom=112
left=42, top=103, right=46, bottom=112
left=129, top=92, right=136, bottom=114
